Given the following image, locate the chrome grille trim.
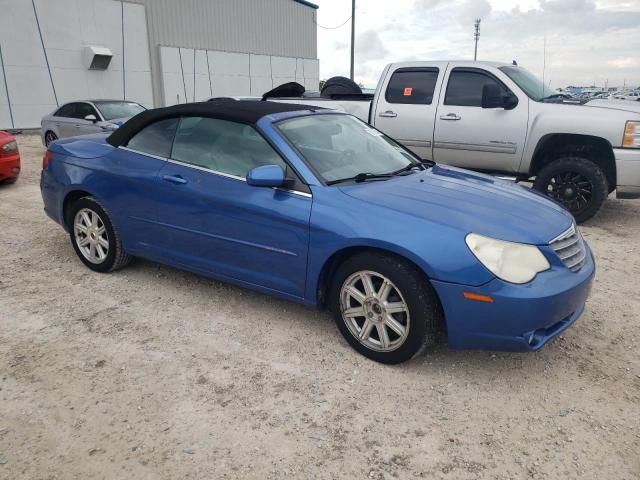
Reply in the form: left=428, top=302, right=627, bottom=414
left=549, top=225, right=586, bottom=273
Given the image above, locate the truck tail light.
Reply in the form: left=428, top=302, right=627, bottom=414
left=43, top=150, right=53, bottom=169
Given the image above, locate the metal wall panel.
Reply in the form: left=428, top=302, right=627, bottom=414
left=126, top=0, right=318, bottom=106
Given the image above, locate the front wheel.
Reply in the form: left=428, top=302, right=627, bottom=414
left=533, top=156, right=608, bottom=223
left=68, top=197, right=132, bottom=272
left=330, top=252, right=441, bottom=364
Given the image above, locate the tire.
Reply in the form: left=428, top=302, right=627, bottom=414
left=329, top=251, right=441, bottom=364
left=44, top=131, right=58, bottom=147
left=533, top=156, right=608, bottom=223
left=68, top=196, right=132, bottom=273
left=2, top=177, right=18, bottom=185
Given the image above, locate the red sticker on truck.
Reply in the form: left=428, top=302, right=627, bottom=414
left=403, top=87, right=413, bottom=96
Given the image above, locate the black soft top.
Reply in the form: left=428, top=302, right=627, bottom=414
left=106, top=100, right=321, bottom=147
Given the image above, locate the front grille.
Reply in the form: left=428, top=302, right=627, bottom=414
left=550, top=225, right=586, bottom=272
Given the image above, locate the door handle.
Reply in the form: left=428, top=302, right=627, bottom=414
left=440, top=113, right=461, bottom=121
left=378, top=110, right=397, bottom=118
left=162, top=174, right=188, bottom=185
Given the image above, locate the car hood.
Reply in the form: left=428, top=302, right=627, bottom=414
left=585, top=99, right=640, bottom=114
left=338, top=165, right=574, bottom=245
left=100, top=117, right=130, bottom=127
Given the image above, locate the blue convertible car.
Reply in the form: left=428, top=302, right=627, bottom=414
left=40, top=101, right=595, bottom=364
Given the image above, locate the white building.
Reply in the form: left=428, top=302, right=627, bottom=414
left=0, top=0, right=320, bottom=129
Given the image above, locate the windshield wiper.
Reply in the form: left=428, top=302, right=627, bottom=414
left=326, top=172, right=393, bottom=186
left=389, top=159, right=435, bottom=175
left=326, top=160, right=436, bottom=186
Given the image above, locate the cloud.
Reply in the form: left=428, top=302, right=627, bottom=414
left=314, top=0, right=640, bottom=88
left=356, top=30, right=389, bottom=62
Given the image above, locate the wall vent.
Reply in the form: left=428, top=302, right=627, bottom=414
left=83, top=46, right=113, bottom=70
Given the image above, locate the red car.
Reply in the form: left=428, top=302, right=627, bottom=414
left=0, top=130, right=20, bottom=184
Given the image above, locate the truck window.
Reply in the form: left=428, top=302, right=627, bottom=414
left=385, top=68, right=439, bottom=105
left=444, top=69, right=508, bottom=107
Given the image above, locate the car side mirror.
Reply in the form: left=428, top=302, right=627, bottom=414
left=84, top=114, right=98, bottom=123
left=246, top=164, right=286, bottom=188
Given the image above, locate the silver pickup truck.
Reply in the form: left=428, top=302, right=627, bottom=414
left=268, top=61, right=640, bottom=222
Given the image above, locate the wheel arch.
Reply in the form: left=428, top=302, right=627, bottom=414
left=62, top=189, right=95, bottom=230
left=529, top=133, right=616, bottom=191
left=313, top=245, right=443, bottom=310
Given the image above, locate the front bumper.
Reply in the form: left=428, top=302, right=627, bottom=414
left=431, top=243, right=595, bottom=352
left=614, top=148, right=640, bottom=199
left=0, top=153, right=21, bottom=180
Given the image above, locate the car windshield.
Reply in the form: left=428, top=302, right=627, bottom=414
left=498, top=66, right=561, bottom=101
left=94, top=101, right=145, bottom=121
left=276, top=114, right=419, bottom=184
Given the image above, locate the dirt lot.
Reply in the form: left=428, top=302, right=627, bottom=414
left=0, top=133, right=639, bottom=480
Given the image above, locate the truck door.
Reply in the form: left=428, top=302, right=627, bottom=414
left=371, top=66, right=443, bottom=160
left=433, top=67, right=528, bottom=172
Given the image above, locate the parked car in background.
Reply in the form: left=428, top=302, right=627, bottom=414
left=0, top=130, right=20, bottom=184
left=613, top=91, right=640, bottom=101
left=268, top=61, right=640, bottom=222
left=40, top=101, right=594, bottom=364
left=41, top=100, right=146, bottom=146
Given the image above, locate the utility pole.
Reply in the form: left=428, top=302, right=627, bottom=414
left=542, top=35, right=546, bottom=94
left=350, top=0, right=355, bottom=80
left=473, top=19, right=480, bottom=61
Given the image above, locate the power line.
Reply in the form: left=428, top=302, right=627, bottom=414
left=315, top=15, right=352, bottom=30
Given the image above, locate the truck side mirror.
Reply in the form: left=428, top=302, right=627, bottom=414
left=482, top=84, right=519, bottom=110
left=481, top=84, right=503, bottom=109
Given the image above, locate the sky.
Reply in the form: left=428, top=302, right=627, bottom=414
left=312, top=0, right=640, bottom=89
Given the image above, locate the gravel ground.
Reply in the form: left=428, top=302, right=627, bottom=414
left=0, top=133, right=639, bottom=480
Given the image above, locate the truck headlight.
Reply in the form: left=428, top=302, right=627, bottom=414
left=623, top=121, right=640, bottom=148
left=465, top=233, right=550, bottom=284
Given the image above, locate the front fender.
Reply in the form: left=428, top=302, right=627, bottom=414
left=304, top=188, right=495, bottom=304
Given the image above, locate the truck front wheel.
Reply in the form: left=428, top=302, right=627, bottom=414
left=533, top=156, right=608, bottom=223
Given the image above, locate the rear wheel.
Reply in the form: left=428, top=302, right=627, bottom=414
left=533, top=156, right=608, bottom=223
left=68, top=197, right=132, bottom=272
left=330, top=252, right=441, bottom=364
left=44, top=131, right=58, bottom=146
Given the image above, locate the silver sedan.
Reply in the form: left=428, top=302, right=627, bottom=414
left=41, top=100, right=146, bottom=146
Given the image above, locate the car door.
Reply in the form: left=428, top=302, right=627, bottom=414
left=372, top=65, right=444, bottom=160
left=51, top=103, right=80, bottom=138
left=153, top=116, right=312, bottom=298
left=69, top=102, right=103, bottom=136
left=105, top=117, right=180, bottom=250
left=433, top=67, right=528, bottom=172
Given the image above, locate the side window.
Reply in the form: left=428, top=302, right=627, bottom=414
left=72, top=103, right=99, bottom=120
left=385, top=69, right=439, bottom=104
left=126, top=118, right=179, bottom=158
left=171, top=117, right=287, bottom=178
left=54, top=103, right=76, bottom=118
left=444, top=70, right=509, bottom=107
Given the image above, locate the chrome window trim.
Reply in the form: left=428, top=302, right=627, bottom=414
left=119, top=147, right=312, bottom=198
left=120, top=146, right=169, bottom=162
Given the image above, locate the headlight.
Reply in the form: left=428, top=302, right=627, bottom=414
left=1, top=141, right=18, bottom=153
left=465, top=233, right=550, bottom=284
left=623, top=121, right=640, bottom=148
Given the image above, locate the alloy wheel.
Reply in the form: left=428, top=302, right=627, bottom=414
left=45, top=132, right=57, bottom=146
left=340, top=270, right=410, bottom=352
left=544, top=171, right=594, bottom=216
left=73, top=208, right=109, bottom=264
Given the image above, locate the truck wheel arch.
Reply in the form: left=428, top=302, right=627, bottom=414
left=530, top=134, right=616, bottom=193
